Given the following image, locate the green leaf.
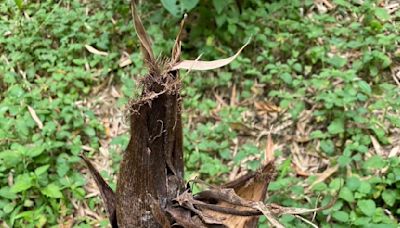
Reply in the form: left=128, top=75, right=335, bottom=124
left=280, top=72, right=292, bottom=85
left=327, top=55, right=347, bottom=68
left=374, top=8, right=390, bottom=21
left=161, top=0, right=179, bottom=16
left=346, top=176, right=361, bottom=191
left=213, top=0, right=228, bottom=14
left=0, top=187, right=17, bottom=199
left=332, top=211, right=349, bottom=222
left=357, top=199, right=376, bottom=216
left=382, top=189, right=396, bottom=207
left=28, top=145, right=45, bottom=158
left=0, top=150, right=21, bottom=168
left=181, top=0, right=199, bottom=11
left=358, top=182, right=371, bottom=194
left=41, top=183, right=63, bottom=198
left=320, top=139, right=334, bottom=155
left=328, top=118, right=344, bottom=135
left=34, top=165, right=50, bottom=176
left=339, top=187, right=354, bottom=203
left=11, top=173, right=33, bottom=193
left=363, top=155, right=386, bottom=169
left=358, top=81, right=371, bottom=95
left=4, top=202, right=16, bottom=214
left=333, top=0, right=351, bottom=8
left=338, top=155, right=351, bottom=166
left=14, top=0, right=23, bottom=10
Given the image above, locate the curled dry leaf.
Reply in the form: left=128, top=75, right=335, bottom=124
left=131, top=2, right=155, bottom=66
left=171, top=38, right=251, bottom=71
left=85, top=45, right=109, bottom=56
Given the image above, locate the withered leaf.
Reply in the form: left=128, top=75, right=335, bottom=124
left=131, top=1, right=155, bottom=65
left=171, top=14, right=187, bottom=64
left=171, top=38, right=250, bottom=71
left=27, top=105, right=43, bottom=129
left=80, top=155, right=117, bottom=228
left=85, top=45, right=109, bottom=56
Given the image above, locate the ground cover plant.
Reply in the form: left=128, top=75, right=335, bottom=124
left=0, top=0, right=399, bottom=227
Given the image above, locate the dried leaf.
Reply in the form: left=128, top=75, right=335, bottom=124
left=131, top=2, right=155, bottom=65
left=388, top=146, right=400, bottom=158
left=119, top=57, right=132, bottom=68
left=270, top=196, right=337, bottom=215
left=85, top=45, right=109, bottom=56
left=307, top=165, right=339, bottom=190
left=166, top=207, right=207, bottom=228
left=252, top=202, right=285, bottom=228
left=175, top=190, right=224, bottom=225
left=264, top=134, right=274, bottom=164
left=171, top=38, right=250, bottom=71
left=171, top=14, right=187, bottom=64
left=255, top=101, right=281, bottom=113
left=80, top=155, right=117, bottom=228
left=27, top=106, right=43, bottom=129
left=200, top=162, right=275, bottom=228
left=370, top=135, right=383, bottom=156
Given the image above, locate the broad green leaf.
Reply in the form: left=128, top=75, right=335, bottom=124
left=0, top=150, right=21, bottom=168
left=4, top=202, right=16, bottom=214
left=358, top=182, right=371, bottom=194
left=328, top=118, right=344, bottom=135
left=332, top=211, right=349, bottom=222
left=28, top=145, right=45, bottom=158
left=374, top=8, right=390, bottom=21
left=41, top=183, right=63, bottom=198
left=320, top=139, right=334, bottom=155
left=161, top=0, right=179, bottom=16
left=363, top=155, right=386, bottom=169
left=382, top=189, right=396, bottom=207
left=181, top=0, right=199, bottom=11
left=338, top=155, right=352, bottom=167
left=11, top=173, right=33, bottom=193
left=327, top=55, right=347, bottom=68
left=14, top=0, right=23, bottom=10
left=34, top=165, right=50, bottom=176
left=357, top=199, right=376, bottom=216
left=213, top=0, right=228, bottom=14
left=346, top=176, right=361, bottom=191
left=0, top=187, right=17, bottom=199
left=358, top=81, right=371, bottom=95
left=333, top=0, right=351, bottom=8
left=280, top=72, right=292, bottom=85
left=339, top=187, right=354, bottom=203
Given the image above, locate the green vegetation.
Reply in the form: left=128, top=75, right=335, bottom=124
left=1, top=0, right=399, bottom=227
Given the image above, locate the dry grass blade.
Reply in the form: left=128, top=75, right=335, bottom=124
left=171, top=38, right=250, bottom=71
left=131, top=1, right=155, bottom=65
left=27, top=105, right=43, bottom=129
left=85, top=45, right=109, bottom=56
left=171, top=14, right=187, bottom=64
left=307, top=165, right=339, bottom=191
left=252, top=202, right=284, bottom=228
left=270, top=194, right=338, bottom=215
